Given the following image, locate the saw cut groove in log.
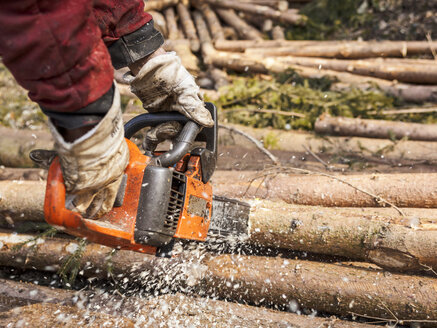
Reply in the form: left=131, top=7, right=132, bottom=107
left=216, top=9, right=263, bottom=41
left=205, top=0, right=307, bottom=25
left=0, top=233, right=436, bottom=323
left=245, top=41, right=437, bottom=59
left=315, top=114, right=437, bottom=141
left=0, top=280, right=377, bottom=328
left=214, top=39, right=339, bottom=52
left=177, top=3, right=201, bottom=52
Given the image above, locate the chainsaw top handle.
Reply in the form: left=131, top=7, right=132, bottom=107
left=124, top=102, right=217, bottom=182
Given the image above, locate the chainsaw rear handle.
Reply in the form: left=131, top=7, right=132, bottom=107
left=124, top=103, right=218, bottom=182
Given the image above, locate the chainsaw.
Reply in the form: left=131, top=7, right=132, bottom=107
left=43, top=103, right=249, bottom=255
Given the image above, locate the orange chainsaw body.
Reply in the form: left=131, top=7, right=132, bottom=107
left=44, top=113, right=216, bottom=255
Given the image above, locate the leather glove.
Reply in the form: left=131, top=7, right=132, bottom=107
left=47, top=85, right=129, bottom=219
left=128, top=52, right=213, bottom=149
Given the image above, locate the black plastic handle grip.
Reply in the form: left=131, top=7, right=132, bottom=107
left=124, top=112, right=200, bottom=167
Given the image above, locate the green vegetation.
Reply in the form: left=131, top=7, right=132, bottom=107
left=217, top=70, right=398, bottom=131
left=58, top=238, right=88, bottom=286
left=0, top=63, right=45, bottom=128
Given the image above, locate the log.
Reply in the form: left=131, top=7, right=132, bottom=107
left=164, top=6, right=180, bottom=40
left=215, top=9, right=263, bottom=41
left=177, top=3, right=201, bottom=52
left=143, top=0, right=179, bottom=12
left=0, top=279, right=376, bottom=328
left=248, top=200, right=437, bottom=272
left=0, top=233, right=436, bottom=323
left=207, top=49, right=437, bottom=102
left=272, top=25, right=285, bottom=40
left=315, top=114, right=437, bottom=141
left=2, top=179, right=437, bottom=273
left=245, top=41, right=437, bottom=59
left=271, top=56, right=437, bottom=84
left=213, top=172, right=437, bottom=208
left=214, top=39, right=338, bottom=52
left=205, top=0, right=307, bottom=25
left=196, top=3, right=225, bottom=41
left=192, top=10, right=229, bottom=89
left=237, top=0, right=289, bottom=11
left=0, top=127, right=53, bottom=168
left=0, top=167, right=46, bottom=181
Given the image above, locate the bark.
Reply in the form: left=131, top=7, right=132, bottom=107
left=315, top=114, right=437, bottom=141
left=216, top=9, right=263, bottom=41
left=214, top=172, right=437, bottom=208
left=0, top=181, right=45, bottom=221
left=2, top=178, right=437, bottom=273
left=271, top=56, right=437, bottom=84
left=214, top=39, right=338, bottom=52
left=0, top=233, right=436, bottom=323
left=245, top=41, right=437, bottom=59
left=148, top=10, right=168, bottom=38
left=143, top=0, right=179, bottom=11
left=207, top=49, right=437, bottom=102
left=0, top=127, right=53, bottom=168
left=177, top=3, right=201, bottom=52
left=248, top=200, right=437, bottom=272
left=237, top=0, right=289, bottom=11
left=205, top=0, right=307, bottom=25
left=164, top=6, right=180, bottom=40
left=0, top=167, right=46, bottom=181
left=196, top=3, right=225, bottom=41
left=0, top=279, right=376, bottom=328
left=272, top=25, right=285, bottom=40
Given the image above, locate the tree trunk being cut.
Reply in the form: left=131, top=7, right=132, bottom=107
left=2, top=179, right=437, bottom=273
left=0, top=233, right=436, bottom=323
left=315, top=114, right=437, bottom=141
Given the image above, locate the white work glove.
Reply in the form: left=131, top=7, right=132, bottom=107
left=48, top=85, right=129, bottom=219
left=128, top=52, right=213, bottom=149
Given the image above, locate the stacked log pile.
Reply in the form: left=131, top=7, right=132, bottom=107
left=136, top=0, right=437, bottom=103
left=1, top=138, right=437, bottom=326
left=2, top=0, right=437, bottom=326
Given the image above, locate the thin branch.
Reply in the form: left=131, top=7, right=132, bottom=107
left=369, top=106, right=437, bottom=116
left=302, top=144, right=333, bottom=171
left=219, top=124, right=280, bottom=165
left=224, top=107, right=306, bottom=118
left=349, top=312, right=437, bottom=324
left=221, top=86, right=272, bottom=107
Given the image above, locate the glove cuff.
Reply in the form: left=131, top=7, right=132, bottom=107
left=48, top=84, right=129, bottom=193
left=108, top=20, right=164, bottom=70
